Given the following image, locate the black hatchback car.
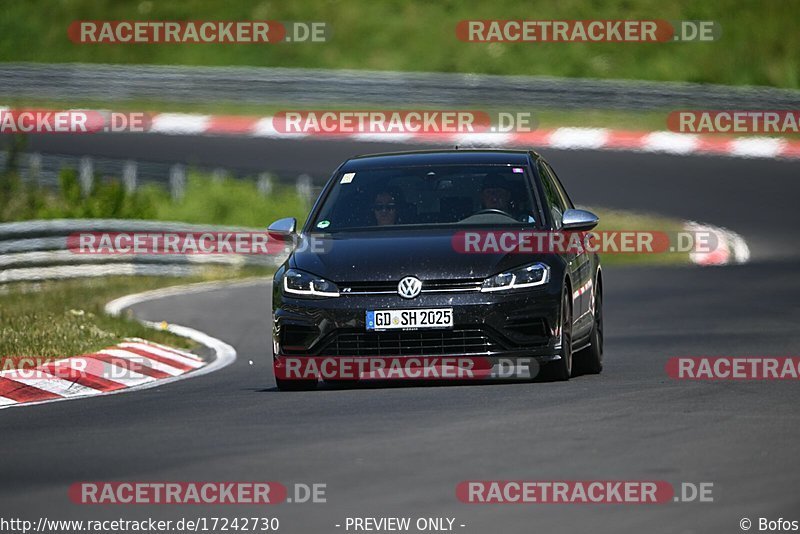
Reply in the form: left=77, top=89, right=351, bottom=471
left=270, top=149, right=602, bottom=389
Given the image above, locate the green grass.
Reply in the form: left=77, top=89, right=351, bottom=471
left=0, top=168, right=310, bottom=227
left=0, top=0, right=797, bottom=89
left=154, top=172, right=308, bottom=228
left=0, top=168, right=300, bottom=368
left=0, top=271, right=270, bottom=366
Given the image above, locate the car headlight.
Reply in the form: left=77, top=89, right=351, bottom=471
left=283, top=268, right=340, bottom=297
left=481, top=263, right=550, bottom=292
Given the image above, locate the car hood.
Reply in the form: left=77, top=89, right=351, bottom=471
left=290, top=230, right=549, bottom=282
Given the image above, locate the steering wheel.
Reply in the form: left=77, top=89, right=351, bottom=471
left=474, top=208, right=516, bottom=219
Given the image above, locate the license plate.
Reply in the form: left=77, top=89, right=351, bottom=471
left=366, top=308, right=453, bottom=331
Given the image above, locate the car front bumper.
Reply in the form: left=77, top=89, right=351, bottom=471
left=272, top=281, right=563, bottom=380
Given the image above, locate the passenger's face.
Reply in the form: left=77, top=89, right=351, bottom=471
left=481, top=187, right=511, bottom=210
left=373, top=193, right=397, bottom=225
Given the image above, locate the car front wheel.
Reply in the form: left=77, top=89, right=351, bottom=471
left=543, top=287, right=573, bottom=381
left=577, top=284, right=603, bottom=375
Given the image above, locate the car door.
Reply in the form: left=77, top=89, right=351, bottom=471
left=538, top=161, right=593, bottom=329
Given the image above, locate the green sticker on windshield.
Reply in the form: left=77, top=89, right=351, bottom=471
left=317, top=220, right=331, bottom=229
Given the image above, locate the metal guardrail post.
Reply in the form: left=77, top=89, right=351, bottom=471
left=123, top=160, right=137, bottom=193
left=169, top=164, right=186, bottom=200
left=27, top=153, right=41, bottom=183
left=296, top=174, right=312, bottom=205
left=258, top=173, right=273, bottom=196
left=79, top=156, right=93, bottom=196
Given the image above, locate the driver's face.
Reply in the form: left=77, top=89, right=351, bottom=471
left=372, top=193, right=397, bottom=226
left=481, top=187, right=511, bottom=210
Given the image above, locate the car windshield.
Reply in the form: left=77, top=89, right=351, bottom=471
left=309, top=164, right=539, bottom=232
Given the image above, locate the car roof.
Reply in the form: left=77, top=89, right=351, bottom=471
left=340, top=149, right=540, bottom=170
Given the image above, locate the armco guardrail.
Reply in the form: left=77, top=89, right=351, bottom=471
left=1, top=152, right=322, bottom=200
left=1, top=63, right=799, bottom=110
left=0, top=219, right=284, bottom=284
left=0, top=152, right=182, bottom=189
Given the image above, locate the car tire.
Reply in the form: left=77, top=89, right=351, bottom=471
left=544, top=287, right=573, bottom=381
left=275, top=377, right=318, bottom=391
left=577, top=284, right=603, bottom=375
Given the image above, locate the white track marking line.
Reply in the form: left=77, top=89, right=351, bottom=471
left=104, top=277, right=265, bottom=317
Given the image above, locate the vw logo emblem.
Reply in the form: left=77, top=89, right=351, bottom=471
left=397, top=276, right=422, bottom=299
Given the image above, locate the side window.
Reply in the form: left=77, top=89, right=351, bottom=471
left=545, top=162, right=575, bottom=210
left=538, top=161, right=567, bottom=228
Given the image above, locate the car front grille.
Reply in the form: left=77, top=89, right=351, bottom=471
left=316, top=327, right=503, bottom=357
left=339, top=279, right=483, bottom=295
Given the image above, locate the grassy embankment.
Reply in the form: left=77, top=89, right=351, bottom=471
left=0, top=168, right=307, bottom=366
left=0, top=0, right=796, bottom=89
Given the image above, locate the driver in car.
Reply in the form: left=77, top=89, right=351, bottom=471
left=480, top=174, right=514, bottom=213
left=372, top=191, right=399, bottom=226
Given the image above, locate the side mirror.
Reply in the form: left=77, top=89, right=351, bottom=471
left=562, top=209, right=599, bottom=231
left=268, top=217, right=297, bottom=237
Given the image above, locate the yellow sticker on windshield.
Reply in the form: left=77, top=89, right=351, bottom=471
left=340, top=172, right=355, bottom=184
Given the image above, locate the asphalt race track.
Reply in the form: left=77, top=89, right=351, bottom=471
left=2, top=136, right=799, bottom=533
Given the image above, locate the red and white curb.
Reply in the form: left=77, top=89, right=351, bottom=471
left=0, top=279, right=248, bottom=410
left=5, top=106, right=798, bottom=161
left=685, top=222, right=751, bottom=266
left=0, top=340, right=205, bottom=408
left=141, top=113, right=800, bottom=160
